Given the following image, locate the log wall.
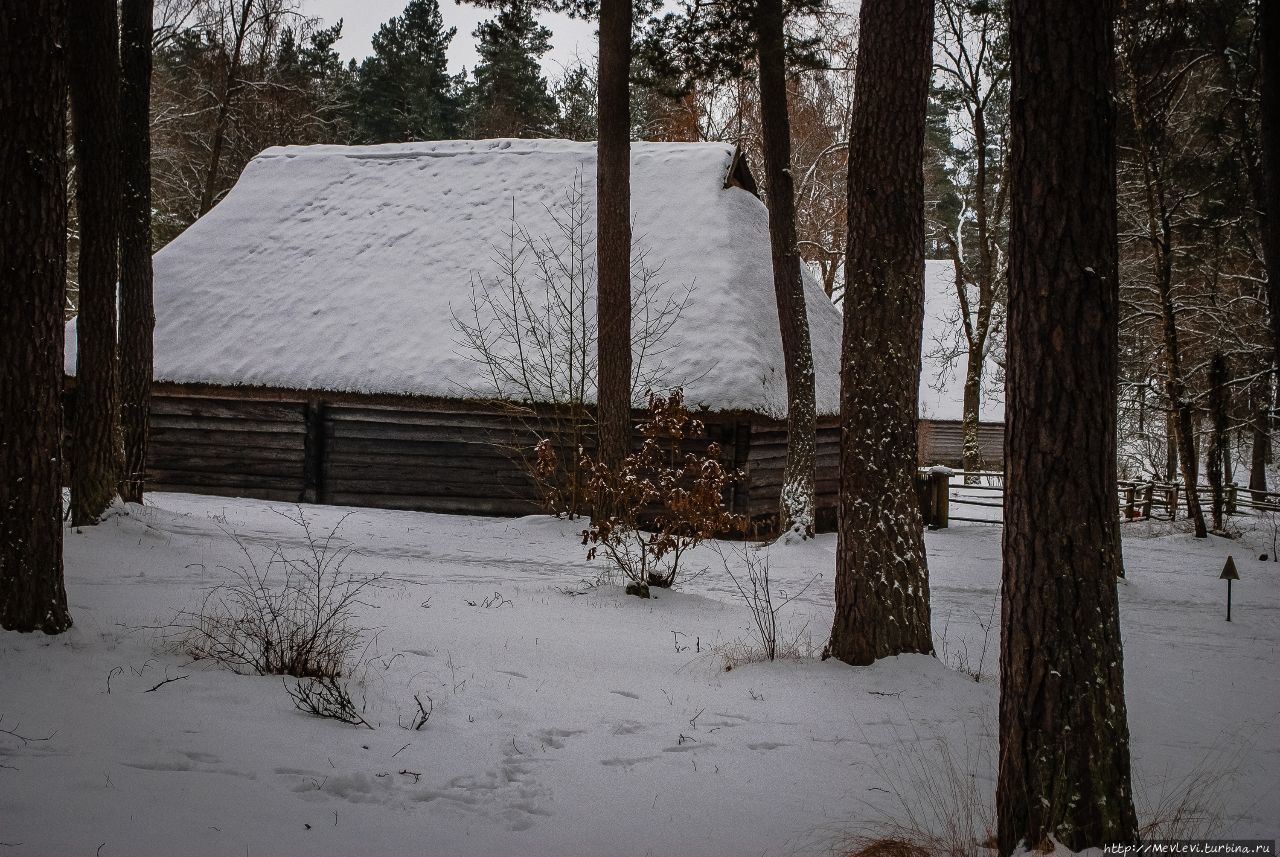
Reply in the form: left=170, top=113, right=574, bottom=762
left=71, top=386, right=998, bottom=538
left=918, top=419, right=1004, bottom=468
left=740, top=417, right=842, bottom=533
left=137, top=388, right=759, bottom=523
left=147, top=396, right=307, bottom=501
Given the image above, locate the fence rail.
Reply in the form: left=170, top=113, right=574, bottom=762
left=917, top=468, right=1280, bottom=529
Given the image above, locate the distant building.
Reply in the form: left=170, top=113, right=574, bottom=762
left=918, top=259, right=1005, bottom=470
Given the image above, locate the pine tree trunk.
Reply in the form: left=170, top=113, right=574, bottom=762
left=0, top=0, right=74, bottom=633
left=68, top=0, right=124, bottom=526
left=998, top=0, right=1139, bottom=850
left=1208, top=353, right=1229, bottom=533
left=827, top=0, right=934, bottom=666
left=595, top=0, right=632, bottom=474
left=1258, top=0, right=1279, bottom=363
left=119, top=0, right=154, bottom=505
left=1171, top=386, right=1207, bottom=536
left=1250, top=390, right=1269, bottom=501
left=755, top=0, right=817, bottom=540
left=1165, top=405, right=1178, bottom=485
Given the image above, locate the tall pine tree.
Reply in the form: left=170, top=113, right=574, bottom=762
left=464, top=1, right=558, bottom=138
left=1, top=0, right=74, bottom=633
left=998, top=0, right=1139, bottom=848
left=636, top=0, right=826, bottom=539
left=119, top=0, right=154, bottom=504
left=68, top=0, right=124, bottom=525
left=354, top=0, right=460, bottom=142
left=827, top=0, right=936, bottom=665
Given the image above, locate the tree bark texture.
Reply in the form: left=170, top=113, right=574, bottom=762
left=998, top=0, right=1139, bottom=850
left=0, top=0, right=74, bottom=633
left=119, top=0, right=155, bottom=504
left=755, top=0, right=817, bottom=539
left=68, top=0, right=124, bottom=526
left=1258, top=0, right=1279, bottom=363
left=595, top=0, right=632, bottom=472
left=827, top=0, right=934, bottom=666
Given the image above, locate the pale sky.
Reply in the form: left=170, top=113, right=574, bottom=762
left=302, top=0, right=599, bottom=80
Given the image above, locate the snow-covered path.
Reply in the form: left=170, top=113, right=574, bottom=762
left=1, top=494, right=1275, bottom=855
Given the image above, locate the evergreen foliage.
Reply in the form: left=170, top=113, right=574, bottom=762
left=553, top=64, right=598, bottom=139
left=353, top=0, right=461, bottom=143
left=463, top=1, right=559, bottom=138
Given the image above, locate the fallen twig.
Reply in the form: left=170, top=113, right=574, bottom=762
left=144, top=674, right=189, bottom=693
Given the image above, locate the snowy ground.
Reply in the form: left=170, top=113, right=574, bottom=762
left=1, top=493, right=1276, bottom=856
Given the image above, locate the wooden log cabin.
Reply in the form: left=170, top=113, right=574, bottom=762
left=65, top=144, right=1002, bottom=529
left=65, top=140, right=850, bottom=532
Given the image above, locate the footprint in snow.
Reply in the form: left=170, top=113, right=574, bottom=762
left=535, top=728, right=585, bottom=750
left=600, top=755, right=659, bottom=770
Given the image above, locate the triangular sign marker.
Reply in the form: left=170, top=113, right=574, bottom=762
left=1220, top=555, right=1240, bottom=580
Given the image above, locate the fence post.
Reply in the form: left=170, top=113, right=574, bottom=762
left=915, top=472, right=932, bottom=528
left=1226, top=482, right=1238, bottom=515
left=1141, top=482, right=1153, bottom=519
left=1123, top=484, right=1136, bottom=520
left=930, top=468, right=950, bottom=529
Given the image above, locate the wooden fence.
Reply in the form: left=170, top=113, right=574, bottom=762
left=919, top=469, right=1280, bottom=528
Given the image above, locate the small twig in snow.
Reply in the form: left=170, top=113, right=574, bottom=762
left=0, top=718, right=55, bottom=745
left=144, top=674, right=190, bottom=693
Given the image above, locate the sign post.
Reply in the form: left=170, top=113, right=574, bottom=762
left=1220, top=555, right=1240, bottom=621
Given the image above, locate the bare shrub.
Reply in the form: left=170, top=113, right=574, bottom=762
left=935, top=602, right=998, bottom=683
left=713, top=628, right=819, bottom=671
left=713, top=542, right=820, bottom=663
left=451, top=175, right=693, bottom=518
left=174, top=508, right=379, bottom=679
left=578, top=389, right=745, bottom=597
left=285, top=676, right=373, bottom=729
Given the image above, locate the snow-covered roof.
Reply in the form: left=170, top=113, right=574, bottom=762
left=65, top=139, right=844, bottom=418
left=919, top=259, right=1005, bottom=422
